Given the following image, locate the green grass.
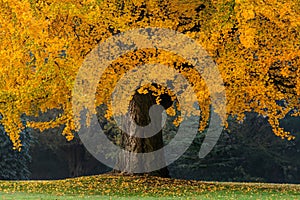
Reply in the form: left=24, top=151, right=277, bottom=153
left=0, top=174, right=299, bottom=199
left=0, top=191, right=299, bottom=200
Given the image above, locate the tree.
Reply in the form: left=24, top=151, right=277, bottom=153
left=170, top=113, right=300, bottom=183
left=0, top=0, right=299, bottom=176
left=0, top=116, right=31, bottom=180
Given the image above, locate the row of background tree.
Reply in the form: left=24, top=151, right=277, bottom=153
left=1, top=109, right=299, bottom=183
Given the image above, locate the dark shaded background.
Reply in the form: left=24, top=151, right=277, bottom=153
left=27, top=111, right=299, bottom=183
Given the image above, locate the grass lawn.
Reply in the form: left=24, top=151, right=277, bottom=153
left=0, top=174, right=299, bottom=199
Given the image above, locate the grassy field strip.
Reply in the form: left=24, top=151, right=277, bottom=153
left=0, top=175, right=299, bottom=199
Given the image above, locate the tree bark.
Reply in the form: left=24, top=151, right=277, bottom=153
left=115, top=92, right=171, bottom=177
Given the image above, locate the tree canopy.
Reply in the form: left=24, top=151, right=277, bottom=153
left=0, top=0, right=299, bottom=150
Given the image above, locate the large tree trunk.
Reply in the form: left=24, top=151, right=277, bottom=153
left=115, top=92, right=170, bottom=177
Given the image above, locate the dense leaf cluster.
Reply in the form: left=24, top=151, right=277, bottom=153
left=0, top=0, right=299, bottom=150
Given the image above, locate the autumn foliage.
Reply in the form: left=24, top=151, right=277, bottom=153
left=0, top=0, right=299, bottom=150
